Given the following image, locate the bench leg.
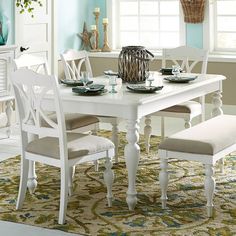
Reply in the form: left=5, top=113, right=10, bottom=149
left=204, top=164, right=215, bottom=217
left=159, top=157, right=169, bottom=209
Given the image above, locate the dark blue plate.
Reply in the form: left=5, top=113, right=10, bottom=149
left=61, top=79, right=93, bottom=86
left=72, top=84, right=106, bottom=95
left=164, top=76, right=197, bottom=83
left=160, top=68, right=183, bottom=75
left=126, top=85, right=164, bottom=93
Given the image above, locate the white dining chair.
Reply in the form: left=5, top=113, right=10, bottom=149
left=13, top=54, right=99, bottom=133
left=144, top=46, right=209, bottom=153
left=60, top=49, right=121, bottom=162
left=14, top=54, right=101, bottom=175
left=12, top=68, right=115, bottom=224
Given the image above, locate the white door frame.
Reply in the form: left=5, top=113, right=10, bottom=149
left=14, top=0, right=58, bottom=76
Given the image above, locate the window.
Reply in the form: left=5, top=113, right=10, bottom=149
left=107, top=0, right=185, bottom=50
left=206, top=0, right=236, bottom=52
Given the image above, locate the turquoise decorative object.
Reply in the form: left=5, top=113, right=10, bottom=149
left=0, top=12, right=9, bottom=45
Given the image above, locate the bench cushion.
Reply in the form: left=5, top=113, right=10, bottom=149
left=159, top=115, right=236, bottom=155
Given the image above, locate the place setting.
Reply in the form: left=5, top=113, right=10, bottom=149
left=71, top=71, right=107, bottom=95
left=163, top=65, right=198, bottom=83
left=60, top=78, right=93, bottom=87
left=126, top=71, right=164, bottom=94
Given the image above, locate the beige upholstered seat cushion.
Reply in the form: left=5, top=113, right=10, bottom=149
left=160, top=101, right=201, bottom=113
left=159, top=115, right=236, bottom=155
left=42, top=113, right=99, bottom=130
left=26, top=133, right=114, bottom=159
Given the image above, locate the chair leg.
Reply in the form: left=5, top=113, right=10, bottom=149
left=68, top=166, right=75, bottom=196
left=184, top=117, right=192, bottom=129
left=16, top=158, right=29, bottom=210
left=58, top=167, right=69, bottom=225
left=103, top=157, right=114, bottom=207
left=144, top=115, right=152, bottom=154
left=204, top=164, right=215, bottom=217
left=220, top=158, right=224, bottom=174
left=94, top=160, right=99, bottom=171
left=159, top=157, right=169, bottom=209
left=92, top=125, right=100, bottom=171
left=91, top=123, right=99, bottom=135
left=111, top=122, right=119, bottom=163
left=5, top=100, right=13, bottom=138
left=161, top=117, right=165, bottom=140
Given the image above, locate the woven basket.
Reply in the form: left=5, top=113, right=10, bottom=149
left=118, top=46, right=154, bottom=83
left=180, top=0, right=205, bottom=23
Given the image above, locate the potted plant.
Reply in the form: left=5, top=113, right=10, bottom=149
left=15, top=0, right=42, bottom=17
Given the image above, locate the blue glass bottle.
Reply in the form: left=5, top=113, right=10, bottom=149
left=0, top=12, right=9, bottom=45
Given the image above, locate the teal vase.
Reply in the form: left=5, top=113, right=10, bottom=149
left=0, top=12, right=9, bottom=45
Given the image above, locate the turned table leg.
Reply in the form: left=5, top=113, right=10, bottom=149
left=125, top=119, right=140, bottom=210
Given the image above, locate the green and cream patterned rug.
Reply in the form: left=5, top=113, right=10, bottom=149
left=0, top=131, right=235, bottom=235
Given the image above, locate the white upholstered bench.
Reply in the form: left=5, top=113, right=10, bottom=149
left=158, top=115, right=236, bottom=217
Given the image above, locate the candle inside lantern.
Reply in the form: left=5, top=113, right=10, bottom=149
left=91, top=25, right=97, bottom=30
left=103, top=18, right=109, bottom=24
left=94, top=7, right=100, bottom=13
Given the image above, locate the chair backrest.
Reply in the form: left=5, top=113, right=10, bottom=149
left=60, top=49, right=93, bottom=80
left=162, top=46, right=209, bottom=74
left=10, top=68, right=67, bottom=159
left=13, top=54, right=50, bottom=75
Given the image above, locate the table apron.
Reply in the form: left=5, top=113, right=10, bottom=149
left=137, top=81, right=221, bottom=118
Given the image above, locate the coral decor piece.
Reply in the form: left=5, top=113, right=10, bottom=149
left=180, top=0, right=206, bottom=23
left=77, top=22, right=92, bottom=51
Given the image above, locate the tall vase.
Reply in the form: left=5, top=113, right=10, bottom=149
left=0, top=12, right=9, bottom=45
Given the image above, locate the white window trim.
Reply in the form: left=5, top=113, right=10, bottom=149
left=203, top=0, right=236, bottom=55
left=106, top=0, right=186, bottom=51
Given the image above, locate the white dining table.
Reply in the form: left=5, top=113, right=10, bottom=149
left=27, top=73, right=225, bottom=211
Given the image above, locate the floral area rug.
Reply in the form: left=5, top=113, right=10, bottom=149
left=0, top=131, right=236, bottom=236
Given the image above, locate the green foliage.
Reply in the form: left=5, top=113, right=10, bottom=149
left=15, top=0, right=42, bottom=17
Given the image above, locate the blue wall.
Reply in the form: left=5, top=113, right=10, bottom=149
left=58, top=0, right=106, bottom=52
left=58, top=0, right=87, bottom=53
left=0, top=0, right=204, bottom=52
left=186, top=24, right=203, bottom=48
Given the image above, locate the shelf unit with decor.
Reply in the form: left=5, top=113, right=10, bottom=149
left=0, top=45, right=17, bottom=138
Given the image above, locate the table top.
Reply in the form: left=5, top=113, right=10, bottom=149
left=40, top=73, right=226, bottom=120
left=58, top=73, right=225, bottom=106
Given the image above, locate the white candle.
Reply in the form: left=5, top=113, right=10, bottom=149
left=103, top=18, right=109, bottom=24
left=91, top=25, right=97, bottom=30
left=94, top=7, right=100, bottom=13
